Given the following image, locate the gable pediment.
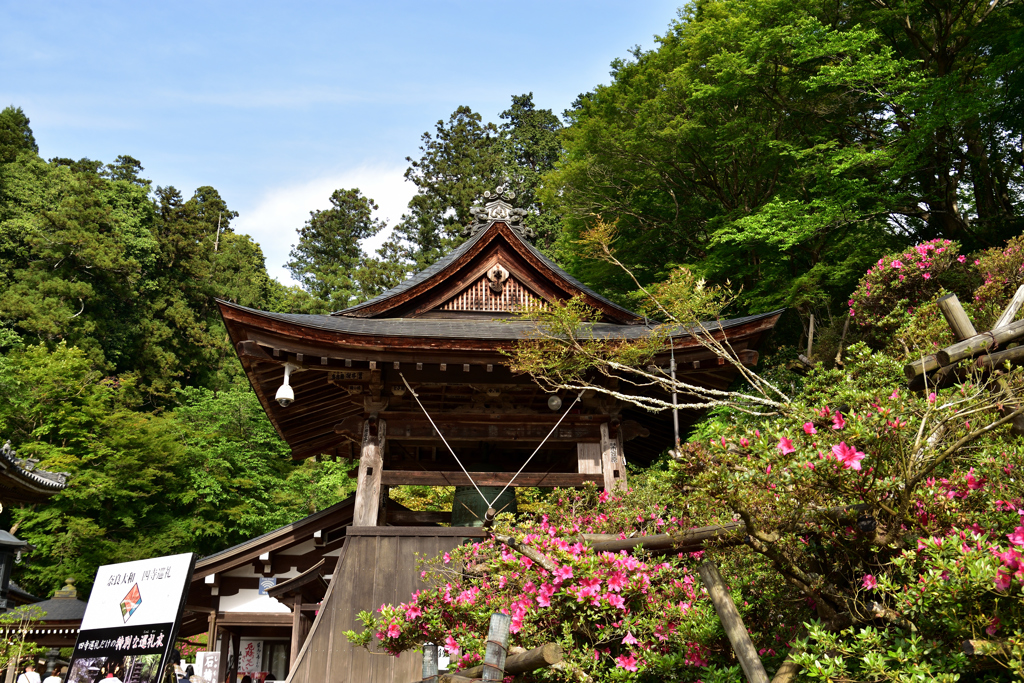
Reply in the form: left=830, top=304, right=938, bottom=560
left=337, top=217, right=640, bottom=324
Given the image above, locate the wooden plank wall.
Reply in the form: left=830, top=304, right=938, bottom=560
left=286, top=529, right=477, bottom=683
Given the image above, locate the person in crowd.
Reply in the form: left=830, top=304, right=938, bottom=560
left=41, top=666, right=63, bottom=683
left=16, top=662, right=40, bottom=683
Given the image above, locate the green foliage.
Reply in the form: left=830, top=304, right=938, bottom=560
left=285, top=188, right=390, bottom=311
left=547, top=0, right=1023, bottom=314
left=0, top=605, right=46, bottom=672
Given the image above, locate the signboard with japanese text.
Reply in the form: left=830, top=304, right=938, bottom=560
left=64, top=552, right=196, bottom=683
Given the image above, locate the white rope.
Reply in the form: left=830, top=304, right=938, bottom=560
left=486, top=389, right=586, bottom=508
left=400, top=372, right=491, bottom=508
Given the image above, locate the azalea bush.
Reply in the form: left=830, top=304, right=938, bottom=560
left=344, top=474, right=799, bottom=682
left=847, top=239, right=979, bottom=345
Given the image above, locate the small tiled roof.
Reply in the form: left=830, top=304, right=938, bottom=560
left=221, top=300, right=783, bottom=342
left=335, top=219, right=638, bottom=320
left=33, top=595, right=87, bottom=621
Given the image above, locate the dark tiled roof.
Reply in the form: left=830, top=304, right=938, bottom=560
left=0, top=442, right=69, bottom=491
left=195, top=495, right=355, bottom=568
left=33, top=596, right=88, bottom=621
left=334, top=220, right=638, bottom=320
left=221, top=300, right=783, bottom=342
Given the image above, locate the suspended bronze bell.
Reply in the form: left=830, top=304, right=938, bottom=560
left=451, top=486, right=517, bottom=527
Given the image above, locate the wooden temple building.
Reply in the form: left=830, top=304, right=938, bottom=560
left=215, top=188, right=782, bottom=682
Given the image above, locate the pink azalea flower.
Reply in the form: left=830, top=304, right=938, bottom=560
left=739, top=437, right=750, bottom=448
left=386, top=623, right=401, bottom=638
left=607, top=571, right=628, bottom=592
left=831, top=442, right=866, bottom=470
left=554, top=565, right=573, bottom=582
left=923, top=272, right=931, bottom=279
left=598, top=490, right=610, bottom=503
left=777, top=437, right=796, bottom=455
left=622, top=631, right=638, bottom=645
left=803, top=422, right=817, bottom=435
left=832, top=412, right=846, bottom=430
left=958, top=254, right=966, bottom=263
left=405, top=605, right=421, bottom=621
left=1008, top=526, right=1024, bottom=547
left=443, top=552, right=451, bottom=564
left=615, top=654, right=639, bottom=671
left=986, top=616, right=1001, bottom=636
left=995, top=570, right=1012, bottom=591
left=928, top=392, right=937, bottom=404
left=819, top=406, right=831, bottom=417
left=606, top=593, right=626, bottom=609
left=861, top=574, right=877, bottom=590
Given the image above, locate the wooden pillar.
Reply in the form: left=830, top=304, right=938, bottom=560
left=290, top=596, right=304, bottom=667
left=217, top=626, right=230, bottom=683
left=229, top=631, right=241, bottom=682
left=206, top=610, right=218, bottom=656
left=353, top=419, right=387, bottom=526
left=600, top=423, right=627, bottom=492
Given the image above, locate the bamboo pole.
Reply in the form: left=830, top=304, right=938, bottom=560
left=698, top=562, right=769, bottom=683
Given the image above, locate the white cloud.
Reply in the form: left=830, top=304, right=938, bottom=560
left=233, top=165, right=414, bottom=286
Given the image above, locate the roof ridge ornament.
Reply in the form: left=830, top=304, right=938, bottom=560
left=463, top=185, right=534, bottom=240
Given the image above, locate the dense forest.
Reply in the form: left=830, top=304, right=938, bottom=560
left=2, top=0, right=1024, bottom=678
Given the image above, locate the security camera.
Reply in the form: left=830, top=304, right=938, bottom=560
left=276, top=362, right=300, bottom=408
left=275, top=383, right=294, bottom=408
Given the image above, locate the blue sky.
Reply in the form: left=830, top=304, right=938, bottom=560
left=1, top=1, right=681, bottom=283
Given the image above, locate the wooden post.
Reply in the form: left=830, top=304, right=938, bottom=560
left=229, top=631, right=241, bottom=682
left=422, top=643, right=438, bottom=683
left=290, top=596, right=304, bottom=668
left=217, top=627, right=230, bottom=683
left=353, top=419, right=386, bottom=526
left=994, top=284, right=1024, bottom=329
left=806, top=313, right=815, bottom=358
left=936, top=293, right=977, bottom=340
left=482, top=612, right=511, bottom=681
left=697, top=562, right=769, bottom=683
left=600, top=424, right=627, bottom=492
left=205, top=610, right=218, bottom=655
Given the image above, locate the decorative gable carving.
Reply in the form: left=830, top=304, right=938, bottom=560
left=439, top=271, right=547, bottom=314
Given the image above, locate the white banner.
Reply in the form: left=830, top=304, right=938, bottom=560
left=80, top=552, right=194, bottom=630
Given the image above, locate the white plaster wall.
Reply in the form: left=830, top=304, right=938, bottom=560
left=220, top=588, right=291, bottom=614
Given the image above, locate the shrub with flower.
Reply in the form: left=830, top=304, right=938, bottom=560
left=847, top=239, right=979, bottom=345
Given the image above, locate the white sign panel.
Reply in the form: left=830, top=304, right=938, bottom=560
left=81, top=552, right=194, bottom=630
left=65, top=553, right=197, bottom=683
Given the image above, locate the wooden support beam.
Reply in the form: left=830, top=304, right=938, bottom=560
left=380, top=471, right=602, bottom=487
left=975, top=345, right=1024, bottom=371
left=994, top=284, right=1024, bottom=329
left=938, top=319, right=1024, bottom=366
left=585, top=521, right=745, bottom=553
left=577, top=443, right=602, bottom=476
left=936, top=293, right=977, bottom=340
left=698, top=562, right=769, bottom=683
left=290, top=596, right=303, bottom=666
left=353, top=420, right=386, bottom=526
left=452, top=643, right=562, bottom=678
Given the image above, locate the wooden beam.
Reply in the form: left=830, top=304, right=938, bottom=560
left=698, top=562, right=769, bottom=683
left=936, top=293, right=977, bottom=340
left=453, top=643, right=562, bottom=678
left=379, top=471, right=603, bottom=487
left=938, top=319, right=1024, bottom=366
left=345, top=526, right=487, bottom=538
left=353, top=420, right=385, bottom=526
left=994, top=284, right=1024, bottom=329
